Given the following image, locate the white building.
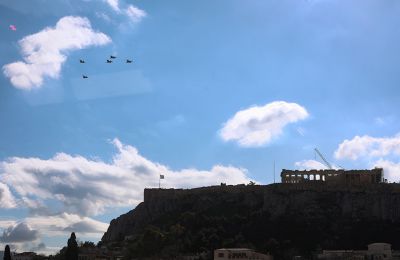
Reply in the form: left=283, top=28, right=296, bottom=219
left=318, top=243, right=398, bottom=260
left=366, top=243, right=392, bottom=260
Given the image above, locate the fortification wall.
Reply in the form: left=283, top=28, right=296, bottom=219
left=144, top=182, right=400, bottom=203
left=143, top=184, right=266, bottom=203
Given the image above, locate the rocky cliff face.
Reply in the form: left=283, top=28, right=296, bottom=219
left=102, top=183, right=400, bottom=244
left=102, top=185, right=265, bottom=242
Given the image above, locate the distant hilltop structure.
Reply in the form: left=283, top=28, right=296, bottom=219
left=281, top=168, right=384, bottom=185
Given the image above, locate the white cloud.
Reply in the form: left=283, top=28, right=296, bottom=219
left=125, top=5, right=147, bottom=23
left=0, top=214, right=107, bottom=254
left=294, top=159, right=342, bottom=170
left=102, top=0, right=146, bottom=23
left=374, top=117, right=386, bottom=126
left=374, top=116, right=395, bottom=127
left=0, top=220, right=17, bottom=229
left=373, top=159, right=400, bottom=183
left=0, top=139, right=251, bottom=252
left=219, top=101, right=309, bottom=147
left=95, top=12, right=112, bottom=23
left=3, top=16, right=111, bottom=90
left=334, top=134, right=400, bottom=160
left=104, top=0, right=120, bottom=12
left=332, top=133, right=400, bottom=182
left=0, top=182, right=17, bottom=209
left=29, top=242, right=47, bottom=253
left=34, top=245, right=61, bottom=256
left=0, top=139, right=252, bottom=217
left=294, top=159, right=328, bottom=170
left=24, top=242, right=61, bottom=256
left=0, top=223, right=39, bottom=243
left=25, top=213, right=108, bottom=237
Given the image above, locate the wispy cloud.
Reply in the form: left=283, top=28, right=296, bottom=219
left=0, top=182, right=17, bottom=208
left=104, top=0, right=120, bottom=12
left=125, top=5, right=147, bottom=23
left=95, top=12, right=112, bottom=23
left=219, top=101, right=309, bottom=147
left=102, top=0, right=147, bottom=24
left=3, top=16, right=111, bottom=90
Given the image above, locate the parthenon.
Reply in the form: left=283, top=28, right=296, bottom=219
left=281, top=168, right=383, bottom=185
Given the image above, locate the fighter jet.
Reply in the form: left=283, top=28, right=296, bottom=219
left=106, top=59, right=113, bottom=63
left=82, top=75, right=88, bottom=79
left=80, top=59, right=85, bottom=63
left=126, top=59, right=133, bottom=63
left=110, top=55, right=116, bottom=59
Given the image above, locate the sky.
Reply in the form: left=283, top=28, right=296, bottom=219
left=1, top=0, right=400, bottom=255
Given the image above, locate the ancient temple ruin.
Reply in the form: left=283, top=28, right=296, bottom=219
left=281, top=168, right=383, bottom=185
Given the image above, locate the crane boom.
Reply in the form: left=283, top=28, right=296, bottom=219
left=314, top=148, right=332, bottom=169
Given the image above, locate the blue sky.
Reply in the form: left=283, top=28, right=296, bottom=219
left=1, top=0, right=400, bottom=254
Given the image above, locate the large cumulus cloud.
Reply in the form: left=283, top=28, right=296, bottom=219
left=0, top=139, right=252, bottom=216
left=0, top=223, right=39, bottom=243
left=333, top=133, right=400, bottom=182
left=334, top=134, right=400, bottom=160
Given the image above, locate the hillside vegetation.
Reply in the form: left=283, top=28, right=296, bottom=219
left=101, top=183, right=400, bottom=259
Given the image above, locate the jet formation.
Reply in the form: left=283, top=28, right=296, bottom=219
left=79, top=55, right=133, bottom=79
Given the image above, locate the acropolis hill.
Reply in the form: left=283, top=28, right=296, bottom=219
left=102, top=171, right=400, bottom=256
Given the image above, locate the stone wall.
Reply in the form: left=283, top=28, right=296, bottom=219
left=143, top=184, right=265, bottom=203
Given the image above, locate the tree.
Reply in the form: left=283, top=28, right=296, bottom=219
left=265, top=238, right=280, bottom=257
left=141, top=226, right=165, bottom=254
left=66, top=232, right=78, bottom=260
left=79, top=241, right=96, bottom=248
left=4, top=245, right=11, bottom=260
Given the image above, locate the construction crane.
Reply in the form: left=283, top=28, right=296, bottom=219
left=314, top=148, right=333, bottom=169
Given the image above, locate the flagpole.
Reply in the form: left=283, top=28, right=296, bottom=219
left=273, top=160, right=276, bottom=184
left=159, top=174, right=165, bottom=189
